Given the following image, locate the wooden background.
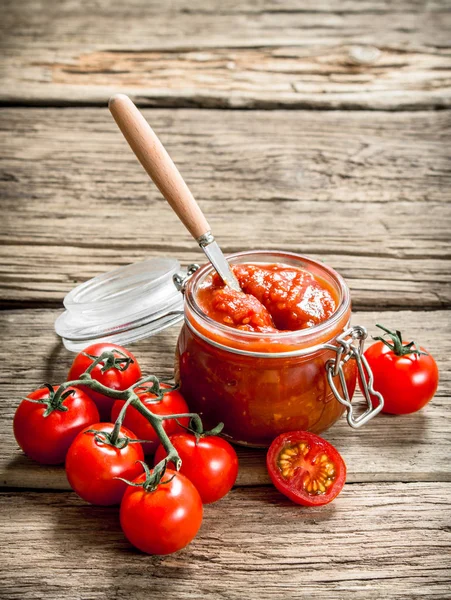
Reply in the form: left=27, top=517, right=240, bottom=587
left=1, top=1, right=450, bottom=598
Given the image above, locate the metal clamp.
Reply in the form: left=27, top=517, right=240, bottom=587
left=173, top=264, right=200, bottom=293
left=325, top=325, right=384, bottom=428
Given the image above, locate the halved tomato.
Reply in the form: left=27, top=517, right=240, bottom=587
left=266, top=431, right=346, bottom=506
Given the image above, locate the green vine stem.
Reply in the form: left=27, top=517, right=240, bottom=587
left=174, top=418, right=225, bottom=444
left=49, top=350, right=208, bottom=484
left=373, top=324, right=428, bottom=357
left=22, top=383, right=74, bottom=417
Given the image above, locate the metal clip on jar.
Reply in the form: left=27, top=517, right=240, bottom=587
left=55, top=251, right=383, bottom=447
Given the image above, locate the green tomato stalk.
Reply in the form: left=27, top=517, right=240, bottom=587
left=373, top=324, right=428, bottom=357
left=50, top=350, right=206, bottom=489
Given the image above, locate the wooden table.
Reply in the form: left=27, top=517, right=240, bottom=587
left=1, top=1, right=450, bottom=598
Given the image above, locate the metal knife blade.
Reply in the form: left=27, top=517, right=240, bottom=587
left=200, top=239, right=242, bottom=292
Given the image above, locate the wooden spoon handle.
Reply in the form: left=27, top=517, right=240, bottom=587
left=109, top=94, right=210, bottom=240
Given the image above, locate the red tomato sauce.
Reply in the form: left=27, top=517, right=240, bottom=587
left=196, top=263, right=338, bottom=332
left=177, top=255, right=354, bottom=446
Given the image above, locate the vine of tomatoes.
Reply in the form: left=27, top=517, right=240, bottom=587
left=13, top=326, right=438, bottom=554
left=13, top=343, right=237, bottom=555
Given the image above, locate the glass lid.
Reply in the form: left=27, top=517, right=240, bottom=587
left=55, top=258, right=184, bottom=351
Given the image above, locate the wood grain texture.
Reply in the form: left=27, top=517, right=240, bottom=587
left=1, top=0, right=450, bottom=109
left=1, top=308, right=449, bottom=490
left=1, top=484, right=450, bottom=600
left=1, top=108, right=450, bottom=307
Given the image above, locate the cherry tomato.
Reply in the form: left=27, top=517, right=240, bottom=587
left=111, top=384, right=189, bottom=455
left=13, top=385, right=100, bottom=465
left=65, top=422, right=144, bottom=505
left=362, top=325, right=439, bottom=415
left=68, top=343, right=142, bottom=420
left=154, top=433, right=238, bottom=504
left=120, top=469, right=203, bottom=555
left=267, top=431, right=346, bottom=506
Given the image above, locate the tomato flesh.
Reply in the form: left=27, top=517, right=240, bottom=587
left=267, top=431, right=346, bottom=506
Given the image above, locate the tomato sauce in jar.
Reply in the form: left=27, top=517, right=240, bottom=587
left=196, top=263, right=338, bottom=333
left=176, top=251, right=356, bottom=447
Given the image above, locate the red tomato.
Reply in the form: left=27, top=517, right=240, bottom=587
left=266, top=431, right=346, bottom=506
left=154, top=433, right=238, bottom=504
left=120, top=469, right=203, bottom=555
left=68, top=343, right=142, bottom=420
left=111, top=384, right=189, bottom=455
left=65, top=422, right=144, bottom=505
left=13, top=385, right=99, bottom=465
left=363, top=340, right=439, bottom=415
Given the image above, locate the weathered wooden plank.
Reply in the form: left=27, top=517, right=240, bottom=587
left=1, top=484, right=450, bottom=600
left=7, top=46, right=450, bottom=111
left=1, top=308, right=449, bottom=490
left=1, top=108, right=450, bottom=307
left=1, top=0, right=450, bottom=109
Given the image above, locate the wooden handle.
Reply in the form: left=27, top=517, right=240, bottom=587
left=109, top=94, right=210, bottom=240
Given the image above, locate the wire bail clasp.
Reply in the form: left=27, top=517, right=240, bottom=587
left=326, top=326, right=384, bottom=428
left=173, top=264, right=200, bottom=294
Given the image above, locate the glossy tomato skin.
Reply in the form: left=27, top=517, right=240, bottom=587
left=111, top=384, right=189, bottom=455
left=65, top=422, right=144, bottom=505
left=13, top=386, right=100, bottom=465
left=154, top=434, right=239, bottom=504
left=267, top=431, right=346, bottom=507
left=120, top=469, right=203, bottom=555
left=68, top=343, right=142, bottom=420
left=364, top=341, right=439, bottom=415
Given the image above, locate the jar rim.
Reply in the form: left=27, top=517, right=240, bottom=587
left=184, top=250, right=351, bottom=350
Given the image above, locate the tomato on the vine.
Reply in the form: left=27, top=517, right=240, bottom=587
left=13, top=385, right=100, bottom=465
left=363, top=325, right=439, bottom=415
left=154, top=432, right=238, bottom=504
left=68, top=343, right=142, bottom=420
left=65, top=422, right=144, bottom=505
left=267, top=431, right=346, bottom=506
left=120, top=469, right=203, bottom=555
left=111, top=384, right=189, bottom=455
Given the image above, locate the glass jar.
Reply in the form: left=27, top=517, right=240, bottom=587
left=176, top=250, right=383, bottom=447
left=55, top=251, right=383, bottom=447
